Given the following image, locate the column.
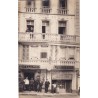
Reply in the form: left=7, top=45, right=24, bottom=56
left=75, top=0, right=80, bottom=36
left=55, top=45, right=57, bottom=60
left=66, top=46, right=69, bottom=60
left=18, top=44, right=23, bottom=61
left=52, top=46, right=55, bottom=60
left=72, top=72, right=77, bottom=93
left=36, top=0, right=42, bottom=13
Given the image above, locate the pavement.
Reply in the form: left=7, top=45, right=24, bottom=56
left=19, top=91, right=78, bottom=96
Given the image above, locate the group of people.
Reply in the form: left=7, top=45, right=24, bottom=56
left=24, top=77, right=43, bottom=92
left=19, top=77, right=50, bottom=93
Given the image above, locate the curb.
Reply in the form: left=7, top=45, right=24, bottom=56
left=19, top=93, right=78, bottom=96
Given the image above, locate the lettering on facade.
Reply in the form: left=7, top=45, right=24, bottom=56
left=54, top=66, right=74, bottom=70
left=19, top=65, right=40, bottom=69
left=52, top=71, right=72, bottom=80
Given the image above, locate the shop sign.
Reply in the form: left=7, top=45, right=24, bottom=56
left=54, top=66, right=74, bottom=70
left=52, top=72, right=72, bottom=80
left=19, top=65, right=40, bottom=69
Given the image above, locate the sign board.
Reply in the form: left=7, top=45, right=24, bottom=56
left=52, top=71, right=72, bottom=80
left=19, top=65, right=40, bottom=69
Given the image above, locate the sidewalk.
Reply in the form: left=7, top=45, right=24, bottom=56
left=19, top=91, right=78, bottom=96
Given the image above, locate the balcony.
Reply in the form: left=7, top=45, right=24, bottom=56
left=19, top=59, right=76, bottom=67
left=41, top=7, right=51, bottom=14
left=52, top=60, right=76, bottom=66
left=18, top=32, right=79, bottom=44
left=57, top=9, right=68, bottom=15
left=25, top=7, right=36, bottom=13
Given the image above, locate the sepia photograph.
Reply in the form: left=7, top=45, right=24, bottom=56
left=18, top=0, right=80, bottom=98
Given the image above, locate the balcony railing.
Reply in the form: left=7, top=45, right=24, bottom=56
left=57, top=9, right=67, bottom=15
left=25, top=7, right=36, bottom=13
left=19, top=59, right=76, bottom=67
left=18, top=32, right=80, bottom=43
left=41, top=7, right=51, bottom=14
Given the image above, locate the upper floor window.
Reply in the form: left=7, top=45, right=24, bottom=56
left=68, top=55, right=75, bottom=60
left=26, top=20, right=34, bottom=32
left=42, top=0, right=50, bottom=8
left=42, top=21, right=49, bottom=33
left=26, top=0, right=32, bottom=5
left=58, top=21, right=67, bottom=34
left=40, top=52, right=47, bottom=58
left=26, top=0, right=35, bottom=7
left=59, top=0, right=67, bottom=9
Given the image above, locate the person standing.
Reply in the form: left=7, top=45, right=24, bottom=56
left=56, top=84, right=59, bottom=93
left=29, top=78, right=34, bottom=91
left=52, top=83, right=57, bottom=93
left=45, top=79, right=50, bottom=93
left=37, top=81, right=40, bottom=92
left=24, top=77, right=29, bottom=91
left=34, top=80, right=38, bottom=92
left=39, top=81, right=43, bottom=92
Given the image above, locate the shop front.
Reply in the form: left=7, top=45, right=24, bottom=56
left=19, top=65, right=41, bottom=80
left=52, top=71, right=72, bottom=93
left=51, top=66, right=74, bottom=93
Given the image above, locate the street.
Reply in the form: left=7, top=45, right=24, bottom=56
left=19, top=95, right=79, bottom=98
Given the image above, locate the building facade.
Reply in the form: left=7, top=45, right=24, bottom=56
left=18, top=0, right=80, bottom=93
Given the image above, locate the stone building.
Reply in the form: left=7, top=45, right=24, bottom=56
left=18, top=0, right=80, bottom=93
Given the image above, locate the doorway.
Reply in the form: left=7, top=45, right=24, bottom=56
left=52, top=80, right=72, bottom=93
left=66, top=80, right=72, bottom=93
left=24, top=71, right=35, bottom=80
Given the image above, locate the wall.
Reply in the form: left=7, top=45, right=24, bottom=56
left=19, top=0, right=76, bottom=35
left=18, top=44, right=23, bottom=61
left=19, top=43, right=78, bottom=63
left=19, top=14, right=75, bottom=35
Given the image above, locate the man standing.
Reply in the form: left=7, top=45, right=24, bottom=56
left=29, top=78, right=34, bottom=91
left=45, top=79, right=50, bottom=93
left=24, top=77, right=29, bottom=91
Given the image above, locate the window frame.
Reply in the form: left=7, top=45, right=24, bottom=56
left=40, top=52, right=47, bottom=58
left=26, top=20, right=34, bottom=32
left=59, top=0, right=67, bottom=9
left=42, top=0, right=50, bottom=8
left=58, top=21, right=67, bottom=34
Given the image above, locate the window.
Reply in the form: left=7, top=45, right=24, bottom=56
left=23, top=45, right=29, bottom=60
left=42, top=21, right=49, bottom=39
left=42, top=26, right=45, bottom=33
left=59, top=0, right=67, bottom=9
left=42, top=0, right=50, bottom=8
left=26, top=0, right=35, bottom=6
left=26, top=20, right=34, bottom=32
left=58, top=21, right=66, bottom=34
left=42, top=21, right=49, bottom=33
left=68, top=55, right=75, bottom=60
left=41, top=52, right=47, bottom=58
left=26, top=0, right=32, bottom=5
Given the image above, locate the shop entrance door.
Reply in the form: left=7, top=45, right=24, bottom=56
left=66, top=80, right=72, bottom=93
left=24, top=70, right=35, bottom=80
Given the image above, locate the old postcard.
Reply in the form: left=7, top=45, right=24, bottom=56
left=18, top=0, right=80, bottom=98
